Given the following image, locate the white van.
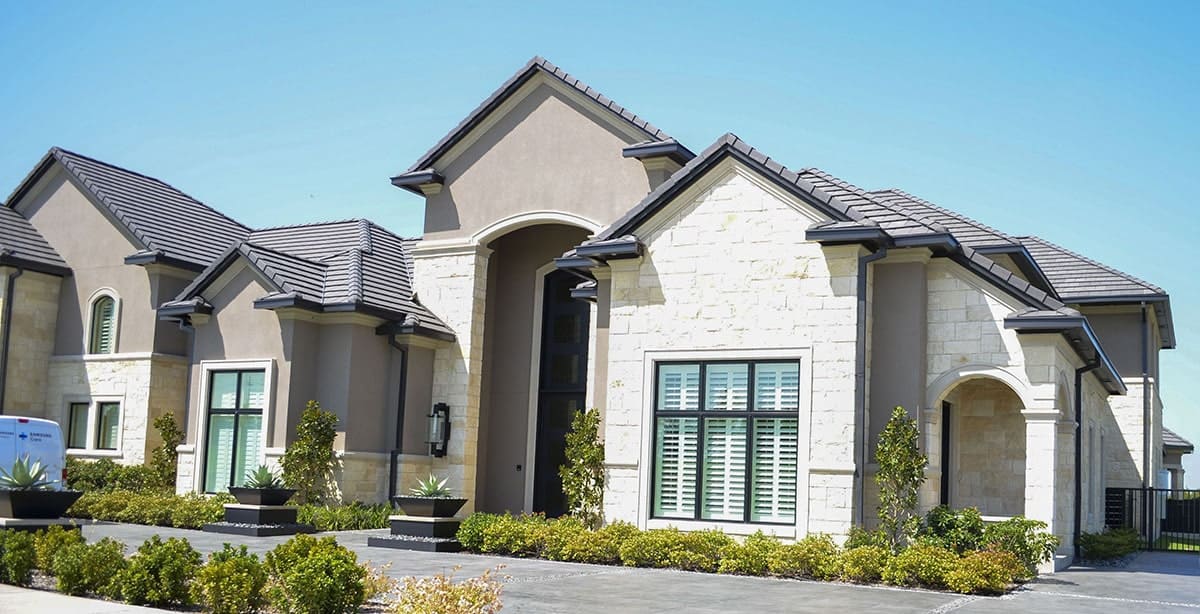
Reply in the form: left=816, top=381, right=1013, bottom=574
left=0, top=416, right=66, bottom=491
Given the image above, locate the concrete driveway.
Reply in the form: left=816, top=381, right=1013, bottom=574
left=4, top=522, right=1196, bottom=613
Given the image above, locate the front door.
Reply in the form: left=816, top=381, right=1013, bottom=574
left=532, top=270, right=590, bottom=517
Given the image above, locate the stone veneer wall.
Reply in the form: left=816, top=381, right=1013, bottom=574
left=47, top=354, right=188, bottom=465
left=601, top=167, right=863, bottom=538
left=1105, top=378, right=1152, bottom=488
left=0, top=269, right=62, bottom=417
left=336, top=451, right=390, bottom=504
left=946, top=378, right=1026, bottom=517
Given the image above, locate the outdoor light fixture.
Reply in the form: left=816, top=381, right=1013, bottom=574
left=426, top=402, right=450, bottom=457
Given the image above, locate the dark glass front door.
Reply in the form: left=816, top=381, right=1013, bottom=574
left=532, top=270, right=590, bottom=517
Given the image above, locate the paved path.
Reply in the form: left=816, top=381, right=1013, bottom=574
left=4, top=522, right=1197, bottom=613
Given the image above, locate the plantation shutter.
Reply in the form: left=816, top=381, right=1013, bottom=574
left=701, top=417, right=747, bottom=520
left=654, top=417, right=698, bottom=518
left=657, top=364, right=700, bottom=411
left=705, top=364, right=748, bottom=411
left=89, top=297, right=116, bottom=354
left=751, top=418, right=799, bottom=523
left=96, top=402, right=120, bottom=450
left=754, top=363, right=800, bottom=411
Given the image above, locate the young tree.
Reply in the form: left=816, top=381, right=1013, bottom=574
left=281, top=401, right=338, bottom=504
left=150, top=414, right=184, bottom=489
left=559, top=408, right=605, bottom=529
left=875, top=406, right=927, bottom=550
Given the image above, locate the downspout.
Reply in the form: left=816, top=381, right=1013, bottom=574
left=855, top=245, right=888, bottom=525
left=1141, top=303, right=1151, bottom=488
left=0, top=267, right=24, bottom=414
left=385, top=335, right=409, bottom=501
left=1073, top=361, right=1099, bottom=559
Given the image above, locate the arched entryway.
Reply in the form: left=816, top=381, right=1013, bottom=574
left=933, top=377, right=1028, bottom=517
left=475, top=222, right=594, bottom=516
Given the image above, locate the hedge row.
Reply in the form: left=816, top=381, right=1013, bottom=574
left=456, top=510, right=1056, bottom=595
left=65, top=489, right=390, bottom=531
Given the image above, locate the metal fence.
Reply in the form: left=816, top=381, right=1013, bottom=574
left=1106, top=487, right=1200, bottom=552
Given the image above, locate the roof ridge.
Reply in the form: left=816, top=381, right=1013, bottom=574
left=251, top=218, right=368, bottom=233
left=241, top=240, right=329, bottom=268
left=1019, top=235, right=1165, bottom=295
left=52, top=147, right=251, bottom=232
left=873, top=188, right=1015, bottom=243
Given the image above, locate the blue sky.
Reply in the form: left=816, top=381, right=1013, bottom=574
left=2, top=2, right=1198, bottom=478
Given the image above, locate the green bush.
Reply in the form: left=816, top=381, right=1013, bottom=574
left=921, top=506, right=985, bottom=554
left=839, top=545, right=891, bottom=583
left=981, top=516, right=1059, bottom=574
left=540, top=517, right=587, bottom=561
left=171, top=492, right=234, bottom=528
left=945, top=550, right=1024, bottom=595
left=618, top=528, right=680, bottom=568
left=265, top=534, right=366, bottom=614
left=617, top=528, right=733, bottom=573
left=767, top=533, right=841, bottom=580
left=34, top=525, right=84, bottom=570
left=718, top=531, right=780, bottom=576
left=0, top=530, right=36, bottom=586
left=844, top=526, right=889, bottom=550
left=882, top=542, right=959, bottom=588
left=457, top=512, right=501, bottom=552
left=65, top=457, right=120, bottom=491
left=67, top=489, right=232, bottom=529
left=116, top=535, right=202, bottom=607
left=150, top=413, right=184, bottom=488
left=559, top=408, right=605, bottom=529
left=1079, top=528, right=1140, bottom=560
left=480, top=513, right=547, bottom=556
left=64, top=457, right=167, bottom=493
left=192, top=544, right=267, bottom=614
left=281, top=401, right=338, bottom=504
left=557, top=520, right=638, bottom=565
left=297, top=502, right=390, bottom=531
left=51, top=538, right=127, bottom=597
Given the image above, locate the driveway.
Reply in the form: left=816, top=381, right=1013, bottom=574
left=6, top=522, right=1197, bottom=613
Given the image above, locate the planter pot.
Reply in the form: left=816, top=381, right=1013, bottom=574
left=0, top=489, right=83, bottom=519
left=228, top=487, right=296, bottom=506
left=391, top=496, right=468, bottom=518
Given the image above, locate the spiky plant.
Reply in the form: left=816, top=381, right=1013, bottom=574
left=409, top=473, right=452, bottom=498
left=244, top=464, right=285, bottom=489
left=0, top=455, right=55, bottom=490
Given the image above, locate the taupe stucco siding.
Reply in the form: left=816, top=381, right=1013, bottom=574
left=868, top=259, right=927, bottom=450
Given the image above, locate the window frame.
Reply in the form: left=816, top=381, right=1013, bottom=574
left=195, top=360, right=273, bottom=494
left=84, top=289, right=121, bottom=355
left=649, top=358, right=801, bottom=527
left=63, top=397, right=124, bottom=457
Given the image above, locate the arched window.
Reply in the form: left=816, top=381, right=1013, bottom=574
left=89, top=295, right=117, bottom=354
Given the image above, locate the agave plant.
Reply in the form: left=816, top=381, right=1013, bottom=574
left=409, top=473, right=452, bottom=498
left=0, top=455, right=55, bottom=491
left=243, top=464, right=285, bottom=489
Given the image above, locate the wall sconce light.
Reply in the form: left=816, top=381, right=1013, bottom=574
left=426, top=402, right=450, bottom=457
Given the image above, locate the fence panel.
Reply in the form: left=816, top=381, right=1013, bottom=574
left=1105, top=487, right=1200, bottom=552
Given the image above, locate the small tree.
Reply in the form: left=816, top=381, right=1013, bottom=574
left=559, top=408, right=605, bottom=530
left=150, top=414, right=184, bottom=489
left=875, top=406, right=927, bottom=550
left=281, top=401, right=338, bottom=504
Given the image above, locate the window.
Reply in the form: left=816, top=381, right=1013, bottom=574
left=202, top=370, right=265, bottom=493
left=652, top=360, right=800, bottom=524
left=88, top=294, right=117, bottom=354
left=65, top=400, right=122, bottom=452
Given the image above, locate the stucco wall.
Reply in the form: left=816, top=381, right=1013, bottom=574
left=0, top=269, right=62, bottom=417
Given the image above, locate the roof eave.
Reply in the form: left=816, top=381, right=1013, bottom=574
left=123, top=250, right=207, bottom=273
left=804, top=225, right=888, bottom=249
left=0, top=253, right=71, bottom=277
left=1004, top=314, right=1127, bottom=395
left=375, top=320, right=457, bottom=343
left=1064, top=294, right=1176, bottom=349
left=621, top=140, right=696, bottom=166
left=389, top=169, right=445, bottom=196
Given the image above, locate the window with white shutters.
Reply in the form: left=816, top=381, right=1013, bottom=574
left=652, top=360, right=800, bottom=525
left=203, top=369, right=267, bottom=493
left=88, top=295, right=117, bottom=354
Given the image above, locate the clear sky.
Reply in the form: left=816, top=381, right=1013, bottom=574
left=2, top=2, right=1198, bottom=478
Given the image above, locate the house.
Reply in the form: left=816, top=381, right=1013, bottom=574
left=0, top=57, right=1185, bottom=571
left=1163, top=428, right=1193, bottom=489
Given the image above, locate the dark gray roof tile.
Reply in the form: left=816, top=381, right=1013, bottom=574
left=0, top=206, right=68, bottom=274
left=1018, top=236, right=1165, bottom=300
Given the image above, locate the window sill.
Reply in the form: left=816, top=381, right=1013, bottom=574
left=67, top=449, right=123, bottom=459
left=646, top=518, right=796, bottom=539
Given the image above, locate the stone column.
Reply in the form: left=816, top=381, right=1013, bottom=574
left=1022, top=408, right=1060, bottom=570
left=919, top=406, right=942, bottom=512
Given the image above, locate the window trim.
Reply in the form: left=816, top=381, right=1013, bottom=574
left=63, top=396, right=124, bottom=457
left=194, top=360, right=274, bottom=494
left=638, top=347, right=812, bottom=536
left=84, top=288, right=121, bottom=355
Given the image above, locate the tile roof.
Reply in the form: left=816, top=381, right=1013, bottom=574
left=869, top=189, right=1018, bottom=249
left=1164, top=427, right=1194, bottom=452
left=402, top=56, right=672, bottom=175
left=798, top=169, right=946, bottom=239
left=167, top=219, right=452, bottom=337
left=0, top=206, right=69, bottom=274
left=1017, top=235, right=1166, bottom=301
left=6, top=148, right=250, bottom=269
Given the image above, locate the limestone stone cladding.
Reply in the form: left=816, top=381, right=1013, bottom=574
left=46, top=353, right=188, bottom=464
left=600, top=163, right=863, bottom=539
left=0, top=269, right=62, bottom=417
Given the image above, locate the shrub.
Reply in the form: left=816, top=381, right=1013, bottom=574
left=393, top=566, right=504, bottom=614
left=617, top=528, right=733, bottom=573
left=945, top=550, right=1024, bottom=595
left=839, top=545, right=891, bottom=583
left=618, top=528, right=680, bottom=568
left=265, top=534, right=366, bottom=614
left=671, top=530, right=735, bottom=573
left=150, top=413, right=184, bottom=488
left=67, top=489, right=232, bottom=528
left=558, top=520, right=638, bottom=565
left=539, top=517, right=587, bottom=561
left=192, top=544, right=267, bottom=614
left=875, top=406, right=927, bottom=549
left=559, top=408, right=605, bottom=530
left=34, top=525, right=84, bottom=570
left=1079, top=528, right=1140, bottom=560
left=172, top=492, right=235, bottom=528
left=480, top=513, right=547, bottom=556
left=920, top=506, right=985, bottom=554
left=882, top=542, right=959, bottom=588
left=51, top=538, right=127, bottom=597
left=116, top=535, right=202, bottom=607
left=281, top=401, right=338, bottom=504
left=767, top=533, right=841, bottom=580
left=457, top=512, right=501, bottom=552
left=64, top=457, right=167, bottom=493
left=981, top=516, right=1059, bottom=574
left=362, top=562, right=399, bottom=603
left=65, top=457, right=120, bottom=491
left=298, top=502, right=390, bottom=531
left=718, top=531, right=780, bottom=576
left=844, top=526, right=889, bottom=550
left=0, top=530, right=36, bottom=586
